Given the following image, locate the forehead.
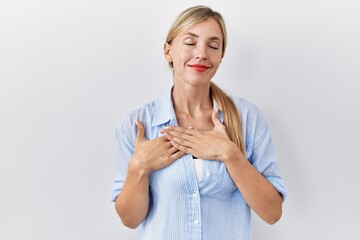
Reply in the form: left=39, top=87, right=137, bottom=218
left=179, top=18, right=223, bottom=40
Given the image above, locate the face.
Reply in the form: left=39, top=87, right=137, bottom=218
left=164, top=18, right=224, bottom=87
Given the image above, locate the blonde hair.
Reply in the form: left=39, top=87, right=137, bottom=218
left=210, top=82, right=246, bottom=156
left=166, top=6, right=227, bottom=60
left=166, top=6, right=246, bottom=156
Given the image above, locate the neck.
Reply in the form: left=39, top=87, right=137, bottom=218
left=171, top=83, right=213, bottom=117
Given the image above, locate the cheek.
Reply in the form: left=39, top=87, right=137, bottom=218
left=211, top=57, right=222, bottom=69
left=179, top=50, right=192, bottom=61
left=213, top=52, right=223, bottom=63
left=173, top=51, right=191, bottom=66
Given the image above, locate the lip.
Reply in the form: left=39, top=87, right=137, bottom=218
left=188, top=64, right=210, bottom=72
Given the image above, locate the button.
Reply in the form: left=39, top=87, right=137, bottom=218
left=206, top=172, right=211, bottom=177
left=194, top=219, right=199, bottom=224
left=192, top=193, right=197, bottom=198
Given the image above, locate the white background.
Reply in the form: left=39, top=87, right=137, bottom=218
left=1, top=0, right=359, bottom=239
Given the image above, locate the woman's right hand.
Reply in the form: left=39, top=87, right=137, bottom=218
left=129, top=120, right=185, bottom=175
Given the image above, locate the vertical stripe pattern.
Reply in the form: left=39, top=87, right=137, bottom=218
left=112, top=88, right=287, bottom=240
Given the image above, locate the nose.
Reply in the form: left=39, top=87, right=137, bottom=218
left=195, top=44, right=208, bottom=60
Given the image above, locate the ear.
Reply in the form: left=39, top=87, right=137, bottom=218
left=163, top=42, right=173, bottom=63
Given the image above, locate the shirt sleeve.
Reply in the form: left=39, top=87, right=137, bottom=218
left=111, top=115, right=136, bottom=202
left=247, top=105, right=287, bottom=201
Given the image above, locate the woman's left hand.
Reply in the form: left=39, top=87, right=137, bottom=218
left=160, top=108, right=238, bottom=161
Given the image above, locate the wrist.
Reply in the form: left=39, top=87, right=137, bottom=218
left=129, top=158, right=150, bottom=178
left=222, top=141, right=243, bottom=165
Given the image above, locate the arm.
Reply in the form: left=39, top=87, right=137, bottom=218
left=115, top=121, right=184, bottom=228
left=221, top=142, right=283, bottom=224
left=115, top=161, right=150, bottom=229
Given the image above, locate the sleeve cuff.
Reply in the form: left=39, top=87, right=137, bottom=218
left=111, top=181, right=124, bottom=202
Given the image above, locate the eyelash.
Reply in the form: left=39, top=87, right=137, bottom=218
left=184, top=43, right=219, bottom=50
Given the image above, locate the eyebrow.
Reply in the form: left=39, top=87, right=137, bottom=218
left=183, top=32, right=222, bottom=42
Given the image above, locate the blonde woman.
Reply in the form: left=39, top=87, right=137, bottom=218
left=112, top=5, right=286, bottom=240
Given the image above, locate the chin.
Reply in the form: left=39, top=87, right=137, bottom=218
left=186, top=79, right=211, bottom=87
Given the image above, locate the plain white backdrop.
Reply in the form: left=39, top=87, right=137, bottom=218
left=1, top=0, right=359, bottom=239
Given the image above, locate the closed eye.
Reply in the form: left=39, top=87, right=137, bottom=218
left=209, top=45, right=219, bottom=50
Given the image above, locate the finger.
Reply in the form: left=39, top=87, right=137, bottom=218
left=135, top=120, right=146, bottom=143
left=170, top=140, right=194, bottom=155
left=162, top=126, right=199, bottom=138
left=162, top=126, right=193, bottom=134
left=212, top=106, right=222, bottom=127
left=167, top=151, right=184, bottom=165
left=158, top=135, right=171, bottom=142
left=162, top=130, right=195, bottom=143
left=168, top=146, right=179, bottom=155
left=170, top=149, right=186, bottom=161
left=164, top=139, right=174, bottom=148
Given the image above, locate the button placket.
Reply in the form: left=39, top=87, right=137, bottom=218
left=183, top=154, right=202, bottom=239
left=190, top=189, right=201, bottom=238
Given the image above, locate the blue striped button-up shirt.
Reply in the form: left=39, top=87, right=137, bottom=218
left=112, top=89, right=287, bottom=240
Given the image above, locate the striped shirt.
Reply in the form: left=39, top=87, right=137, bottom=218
left=112, top=88, right=287, bottom=240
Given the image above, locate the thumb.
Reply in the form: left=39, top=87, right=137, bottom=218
left=135, top=120, right=146, bottom=142
left=212, top=107, right=222, bottom=127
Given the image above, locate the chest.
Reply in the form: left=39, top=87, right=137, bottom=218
left=148, top=112, right=237, bottom=200
left=148, top=154, right=237, bottom=200
left=175, top=111, right=214, bottom=131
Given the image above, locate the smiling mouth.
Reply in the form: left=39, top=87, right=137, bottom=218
left=188, top=64, right=210, bottom=72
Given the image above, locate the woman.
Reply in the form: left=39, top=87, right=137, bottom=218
left=112, top=5, right=286, bottom=240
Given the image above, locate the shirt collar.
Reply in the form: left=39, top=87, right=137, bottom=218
left=214, top=102, right=224, bottom=124
left=151, top=89, right=176, bottom=127
left=151, top=86, right=224, bottom=127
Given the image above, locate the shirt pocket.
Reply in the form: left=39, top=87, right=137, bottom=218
left=200, top=160, right=237, bottom=200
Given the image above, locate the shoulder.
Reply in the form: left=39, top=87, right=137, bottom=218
left=230, top=95, right=263, bottom=120
left=229, top=95, right=270, bottom=140
left=115, top=97, right=164, bottom=143
left=229, top=96, right=275, bottom=162
left=117, top=97, right=160, bottom=129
